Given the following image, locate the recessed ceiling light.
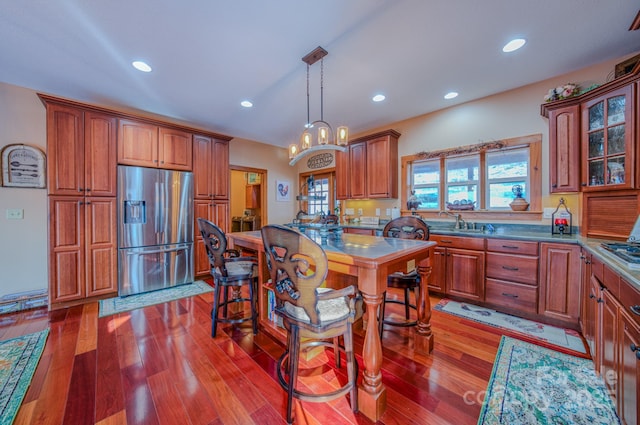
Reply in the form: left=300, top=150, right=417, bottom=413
left=372, top=94, right=386, bottom=102
left=241, top=100, right=253, bottom=108
left=502, top=38, right=526, bottom=53
left=132, top=61, right=152, bottom=72
left=444, top=92, right=458, bottom=100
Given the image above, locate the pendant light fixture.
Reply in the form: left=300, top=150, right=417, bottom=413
left=289, top=46, right=348, bottom=166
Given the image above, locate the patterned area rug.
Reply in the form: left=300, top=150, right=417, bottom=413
left=478, top=336, right=619, bottom=424
left=0, top=329, right=49, bottom=425
left=434, top=299, right=587, bottom=357
left=99, top=280, right=212, bottom=317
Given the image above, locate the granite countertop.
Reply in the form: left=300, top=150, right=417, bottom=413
left=338, top=221, right=640, bottom=290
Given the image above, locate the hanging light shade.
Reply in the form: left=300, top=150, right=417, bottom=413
left=289, top=46, right=349, bottom=166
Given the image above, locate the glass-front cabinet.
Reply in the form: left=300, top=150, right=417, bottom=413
left=581, top=85, right=633, bottom=190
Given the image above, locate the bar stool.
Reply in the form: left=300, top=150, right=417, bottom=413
left=379, top=216, right=429, bottom=338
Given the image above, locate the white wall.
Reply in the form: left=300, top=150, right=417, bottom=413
left=0, top=84, right=47, bottom=298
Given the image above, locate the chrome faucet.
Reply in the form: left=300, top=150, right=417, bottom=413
left=438, top=211, right=465, bottom=229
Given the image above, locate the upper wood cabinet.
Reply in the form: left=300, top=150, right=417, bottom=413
left=118, top=119, right=193, bottom=171
left=548, top=104, right=581, bottom=193
left=46, top=104, right=117, bottom=197
left=542, top=71, right=638, bottom=194
left=336, top=129, right=399, bottom=200
left=193, top=134, right=229, bottom=200
left=581, top=84, right=634, bottom=191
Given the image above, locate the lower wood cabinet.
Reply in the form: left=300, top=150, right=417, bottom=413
left=538, top=242, right=581, bottom=328
left=194, top=200, right=229, bottom=276
left=430, top=235, right=485, bottom=302
left=619, top=307, right=640, bottom=425
left=48, top=196, right=117, bottom=304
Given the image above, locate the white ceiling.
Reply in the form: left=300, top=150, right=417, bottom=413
left=1, top=1, right=639, bottom=149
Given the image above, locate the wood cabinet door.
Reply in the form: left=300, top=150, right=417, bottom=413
left=538, top=242, right=581, bottom=327
left=158, top=127, right=192, bottom=171
left=47, top=104, right=84, bottom=195
left=118, top=119, right=158, bottom=167
left=85, top=112, right=117, bottom=197
left=212, top=139, right=229, bottom=199
left=445, top=248, right=485, bottom=301
left=600, top=288, right=620, bottom=398
left=193, top=135, right=213, bottom=199
left=49, top=196, right=85, bottom=302
left=85, top=197, right=117, bottom=297
left=549, top=105, right=581, bottom=193
left=619, top=309, right=640, bottom=425
left=580, top=250, right=597, bottom=356
left=428, top=247, right=446, bottom=293
left=335, top=149, right=349, bottom=200
left=194, top=200, right=215, bottom=276
left=349, top=141, right=367, bottom=198
left=580, top=84, right=634, bottom=191
left=366, top=135, right=397, bottom=198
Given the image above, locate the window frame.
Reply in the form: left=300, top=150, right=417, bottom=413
left=401, top=134, right=542, bottom=220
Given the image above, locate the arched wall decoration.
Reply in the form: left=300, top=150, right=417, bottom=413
left=306, top=152, right=334, bottom=169
left=1, top=144, right=46, bottom=188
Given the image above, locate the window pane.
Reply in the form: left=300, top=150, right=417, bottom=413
left=487, top=149, right=529, bottom=179
left=414, top=187, right=439, bottom=209
left=489, top=182, right=526, bottom=208
left=307, top=177, right=329, bottom=215
left=446, top=156, right=479, bottom=183
left=447, top=185, right=477, bottom=204
left=413, top=160, right=440, bottom=184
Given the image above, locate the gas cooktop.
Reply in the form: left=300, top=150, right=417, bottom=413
left=600, top=242, right=640, bottom=270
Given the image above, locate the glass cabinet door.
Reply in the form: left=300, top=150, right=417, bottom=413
left=581, top=85, right=633, bottom=190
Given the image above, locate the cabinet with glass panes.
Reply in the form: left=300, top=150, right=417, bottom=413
left=580, top=84, right=633, bottom=190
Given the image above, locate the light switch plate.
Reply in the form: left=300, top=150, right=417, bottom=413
left=375, top=208, right=380, bottom=216
left=6, top=209, right=23, bottom=219
left=543, top=207, right=554, bottom=219
left=345, top=208, right=355, bottom=215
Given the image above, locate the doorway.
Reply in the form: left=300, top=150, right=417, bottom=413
left=229, top=166, right=267, bottom=232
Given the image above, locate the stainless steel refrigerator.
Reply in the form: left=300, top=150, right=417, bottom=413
left=117, top=165, right=194, bottom=296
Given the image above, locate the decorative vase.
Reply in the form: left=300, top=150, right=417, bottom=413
left=509, top=197, right=529, bottom=211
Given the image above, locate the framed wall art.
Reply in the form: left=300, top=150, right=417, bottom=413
left=1, top=144, right=46, bottom=188
left=276, top=180, right=290, bottom=202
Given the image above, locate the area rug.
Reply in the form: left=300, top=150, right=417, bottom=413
left=434, top=299, right=587, bottom=357
left=99, top=280, right=212, bottom=317
left=0, top=329, right=49, bottom=425
left=478, top=336, right=619, bottom=424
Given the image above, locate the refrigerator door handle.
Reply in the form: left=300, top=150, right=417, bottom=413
left=154, top=181, right=161, bottom=235
left=124, top=245, right=190, bottom=256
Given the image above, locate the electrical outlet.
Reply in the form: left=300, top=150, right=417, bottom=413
left=543, top=207, right=554, bottom=219
left=386, top=208, right=391, bottom=216
left=6, top=209, right=23, bottom=219
left=357, top=208, right=363, bottom=215
left=375, top=208, right=380, bottom=216
left=345, top=208, right=355, bottom=215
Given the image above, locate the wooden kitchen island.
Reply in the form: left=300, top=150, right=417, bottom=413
left=227, top=230, right=436, bottom=421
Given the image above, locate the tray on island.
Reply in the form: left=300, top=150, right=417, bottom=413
left=446, top=200, right=476, bottom=211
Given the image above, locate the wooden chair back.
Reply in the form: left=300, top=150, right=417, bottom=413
left=383, top=216, right=430, bottom=241
left=261, top=224, right=329, bottom=325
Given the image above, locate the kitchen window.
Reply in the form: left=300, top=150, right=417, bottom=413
left=300, top=172, right=335, bottom=216
left=402, top=134, right=541, bottom=215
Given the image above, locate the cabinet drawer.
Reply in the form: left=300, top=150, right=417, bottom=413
left=486, top=238, right=538, bottom=256
left=486, top=252, right=538, bottom=286
left=485, top=278, right=538, bottom=315
left=620, top=277, right=640, bottom=327
left=591, top=255, right=604, bottom=282
left=431, top=235, right=484, bottom=250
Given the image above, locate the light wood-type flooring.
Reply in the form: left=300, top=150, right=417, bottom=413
left=0, top=283, right=553, bottom=425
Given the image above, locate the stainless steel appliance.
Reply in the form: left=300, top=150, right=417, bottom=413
left=117, top=165, right=194, bottom=296
left=599, top=215, right=640, bottom=270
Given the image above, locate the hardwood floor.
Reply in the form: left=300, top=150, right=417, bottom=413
left=1, top=285, right=508, bottom=425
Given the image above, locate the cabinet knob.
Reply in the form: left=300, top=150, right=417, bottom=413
left=502, top=265, right=519, bottom=271
left=581, top=183, right=587, bottom=186
left=597, top=298, right=603, bottom=303
left=501, top=292, right=519, bottom=298
left=551, top=184, right=557, bottom=188
left=632, top=343, right=638, bottom=352
left=589, top=294, right=596, bottom=299
left=78, top=187, right=84, bottom=192
left=630, top=305, right=640, bottom=316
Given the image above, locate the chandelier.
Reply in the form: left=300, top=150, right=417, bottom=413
left=289, top=46, right=348, bottom=166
